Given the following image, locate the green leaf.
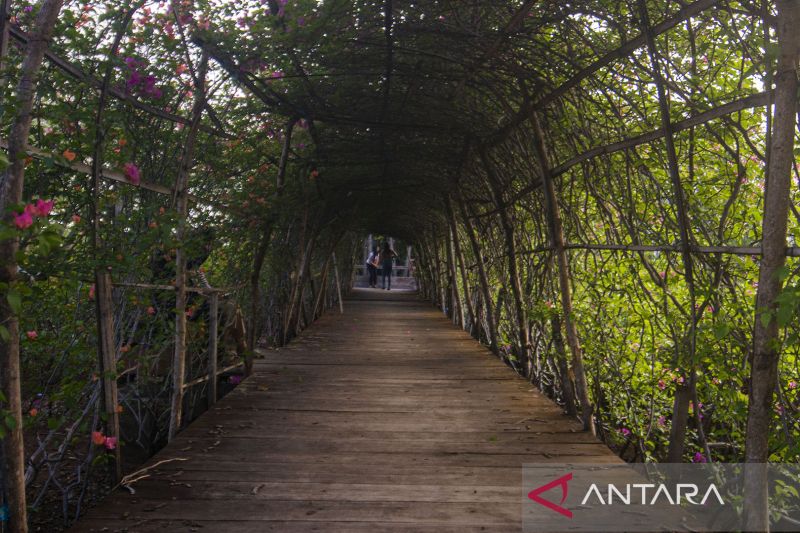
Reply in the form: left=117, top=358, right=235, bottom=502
left=712, top=322, right=731, bottom=340
left=777, top=304, right=794, bottom=327
left=6, top=289, right=22, bottom=315
left=0, top=325, right=9, bottom=342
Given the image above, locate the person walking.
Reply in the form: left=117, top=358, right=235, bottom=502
left=365, top=246, right=379, bottom=288
left=380, top=241, right=398, bottom=290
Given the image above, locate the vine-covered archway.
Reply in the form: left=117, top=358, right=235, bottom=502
left=0, top=0, right=798, bottom=530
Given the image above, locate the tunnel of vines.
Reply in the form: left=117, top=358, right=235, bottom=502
left=0, top=0, right=799, bottom=530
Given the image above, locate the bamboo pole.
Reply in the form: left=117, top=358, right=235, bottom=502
left=168, top=53, right=208, bottom=441
left=207, top=293, right=219, bottom=408
left=639, top=0, right=698, bottom=461
left=444, top=215, right=463, bottom=327
left=744, top=0, right=800, bottom=528
left=480, top=147, right=531, bottom=365
left=88, top=4, right=141, bottom=485
left=531, top=113, right=594, bottom=434
left=248, top=120, right=294, bottom=353
left=94, top=271, right=122, bottom=480
left=446, top=196, right=476, bottom=336
left=332, top=252, right=344, bottom=313
left=455, top=188, right=498, bottom=353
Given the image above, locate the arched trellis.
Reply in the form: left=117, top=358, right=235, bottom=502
left=0, top=0, right=797, bottom=531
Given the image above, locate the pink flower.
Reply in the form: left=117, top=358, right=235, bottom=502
left=103, top=436, right=117, bottom=450
left=33, top=198, right=54, bottom=217
left=619, top=427, right=631, bottom=437
left=270, top=70, right=284, bottom=79
left=124, top=163, right=141, bottom=185
left=26, top=331, right=38, bottom=340
left=72, top=214, right=82, bottom=223
left=657, top=415, right=667, bottom=427
left=657, top=379, right=666, bottom=390
left=789, top=381, right=797, bottom=390
left=13, top=211, right=33, bottom=229
left=692, top=452, right=707, bottom=463
left=146, top=306, right=156, bottom=315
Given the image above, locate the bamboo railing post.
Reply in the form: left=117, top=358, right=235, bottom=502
left=168, top=53, right=208, bottom=441
left=94, top=271, right=122, bottom=481
left=332, top=252, right=344, bottom=314
left=531, top=113, right=594, bottom=434
left=207, top=292, right=219, bottom=408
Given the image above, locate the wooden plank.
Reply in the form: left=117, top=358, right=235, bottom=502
left=72, top=288, right=620, bottom=530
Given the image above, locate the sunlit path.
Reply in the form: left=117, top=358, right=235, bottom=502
left=71, top=289, right=618, bottom=532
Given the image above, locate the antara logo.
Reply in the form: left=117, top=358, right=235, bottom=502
left=528, top=473, right=725, bottom=518
left=527, top=472, right=573, bottom=518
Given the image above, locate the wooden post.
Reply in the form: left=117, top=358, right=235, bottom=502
left=744, top=0, right=800, bottom=529
left=207, top=292, right=219, bottom=408
left=168, top=53, right=208, bottom=441
left=94, top=271, right=122, bottom=481
left=332, top=252, right=344, bottom=313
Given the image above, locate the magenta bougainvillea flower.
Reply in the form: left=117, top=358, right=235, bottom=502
left=33, top=198, right=54, bottom=217
left=124, top=162, right=141, bottom=185
left=692, top=452, right=707, bottom=463
left=13, top=211, right=34, bottom=229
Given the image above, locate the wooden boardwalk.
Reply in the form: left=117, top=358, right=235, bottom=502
left=73, top=289, right=620, bottom=532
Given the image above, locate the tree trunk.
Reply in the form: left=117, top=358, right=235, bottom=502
left=744, top=1, right=800, bottom=529
left=0, top=2, right=64, bottom=530
left=530, top=114, right=594, bottom=434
